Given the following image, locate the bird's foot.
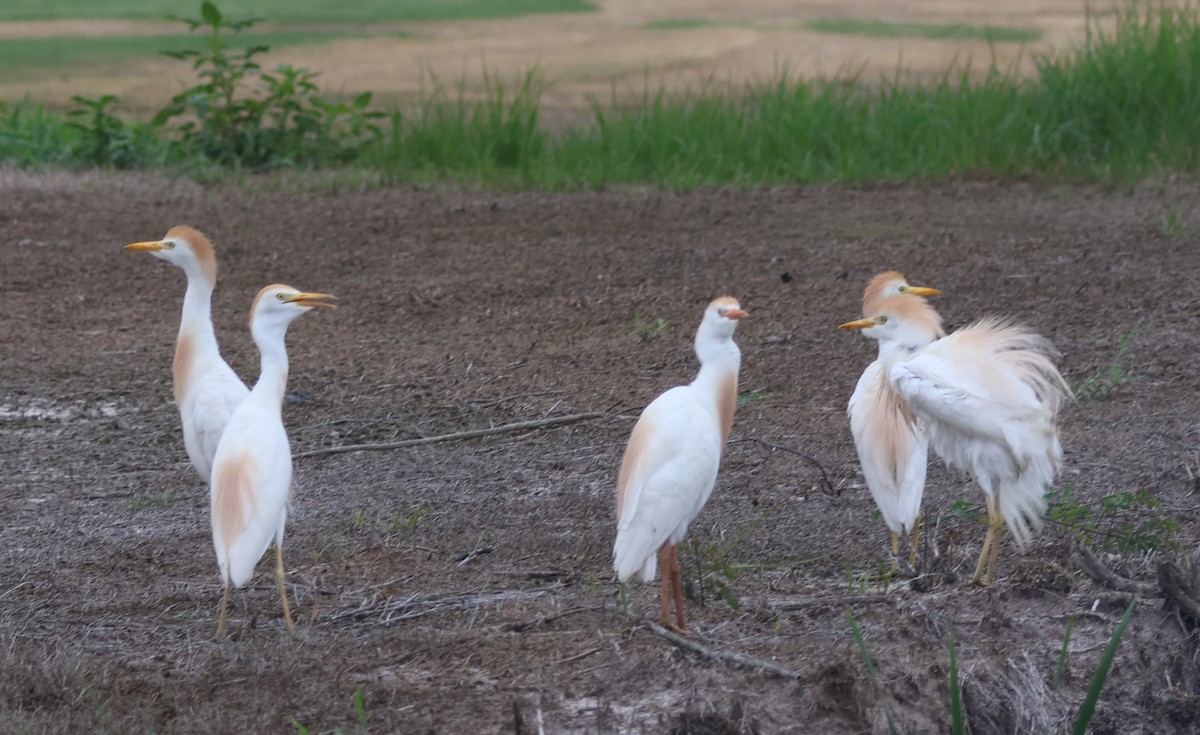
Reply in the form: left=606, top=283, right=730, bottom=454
left=658, top=616, right=690, bottom=636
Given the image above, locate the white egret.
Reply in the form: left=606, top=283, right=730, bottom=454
left=613, top=297, right=747, bottom=632
left=125, top=226, right=249, bottom=484
left=840, top=294, right=1069, bottom=585
left=211, top=284, right=335, bottom=638
left=847, top=276, right=943, bottom=564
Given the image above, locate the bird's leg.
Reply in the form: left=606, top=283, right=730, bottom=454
left=984, top=499, right=1004, bottom=587
left=657, top=545, right=673, bottom=628
left=889, top=532, right=901, bottom=572
left=970, top=496, right=1001, bottom=586
left=909, top=514, right=922, bottom=567
left=275, top=544, right=295, bottom=637
left=216, top=582, right=231, bottom=640
left=669, top=544, right=688, bottom=634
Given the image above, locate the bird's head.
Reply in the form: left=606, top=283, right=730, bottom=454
left=840, top=293, right=942, bottom=348
left=696, top=295, right=748, bottom=343
left=124, top=225, right=218, bottom=284
left=862, top=270, right=939, bottom=317
left=249, top=284, right=337, bottom=335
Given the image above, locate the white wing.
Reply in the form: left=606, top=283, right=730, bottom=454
left=889, top=322, right=1067, bottom=547
left=848, top=361, right=927, bottom=535
left=613, top=386, right=722, bottom=583
left=210, top=399, right=292, bottom=587
left=180, top=361, right=249, bottom=483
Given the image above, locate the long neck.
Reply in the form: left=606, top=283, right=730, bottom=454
left=692, top=337, right=741, bottom=445
left=248, top=322, right=290, bottom=416
left=173, top=271, right=220, bottom=402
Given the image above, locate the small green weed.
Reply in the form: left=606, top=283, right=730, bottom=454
left=131, top=489, right=183, bottom=512
left=845, top=611, right=900, bottom=735
left=633, top=315, right=671, bottom=342
left=1071, top=325, right=1139, bottom=401
left=1046, top=485, right=1180, bottom=554
left=737, top=388, right=780, bottom=406
left=290, top=686, right=370, bottom=735
left=1072, top=597, right=1137, bottom=734
left=386, top=504, right=430, bottom=543
left=1162, top=207, right=1187, bottom=240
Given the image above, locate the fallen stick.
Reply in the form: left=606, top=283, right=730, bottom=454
left=756, top=594, right=889, bottom=611
left=647, top=623, right=803, bottom=680
left=1075, top=546, right=1156, bottom=596
left=296, top=411, right=607, bottom=459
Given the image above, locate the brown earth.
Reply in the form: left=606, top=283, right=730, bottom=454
left=2, top=173, right=1200, bottom=733
left=1, top=0, right=1121, bottom=115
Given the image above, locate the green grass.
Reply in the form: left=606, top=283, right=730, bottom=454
left=5, top=1, right=1200, bottom=189
left=0, top=0, right=595, bottom=23
left=641, top=18, right=739, bottom=31
left=0, top=31, right=377, bottom=79
left=805, top=18, right=1041, bottom=43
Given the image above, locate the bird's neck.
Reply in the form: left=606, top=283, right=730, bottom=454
left=692, top=340, right=741, bottom=445
left=173, top=273, right=221, bottom=401
left=248, top=325, right=291, bottom=416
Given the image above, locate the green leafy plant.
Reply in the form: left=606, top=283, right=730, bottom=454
left=66, top=94, right=162, bottom=168
left=633, top=315, right=671, bottom=342
left=153, top=1, right=383, bottom=168
left=1046, top=486, right=1180, bottom=554
left=1071, top=325, right=1139, bottom=401
left=131, top=489, right=183, bottom=512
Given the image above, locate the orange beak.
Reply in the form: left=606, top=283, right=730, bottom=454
left=726, top=308, right=749, bottom=320
left=285, top=292, right=337, bottom=309
left=124, top=240, right=167, bottom=252
left=838, top=317, right=879, bottom=330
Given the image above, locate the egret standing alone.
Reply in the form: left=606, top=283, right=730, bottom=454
left=613, top=297, right=747, bottom=631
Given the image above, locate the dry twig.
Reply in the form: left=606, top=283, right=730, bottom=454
left=755, top=594, right=889, bottom=611
left=296, top=412, right=607, bottom=459
left=729, top=438, right=836, bottom=495
left=647, top=623, right=803, bottom=680
left=1075, top=546, right=1155, bottom=595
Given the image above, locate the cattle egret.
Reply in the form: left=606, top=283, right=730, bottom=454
left=840, top=295, right=1069, bottom=585
left=861, top=270, right=940, bottom=317
left=847, top=277, right=944, bottom=564
left=613, top=297, right=747, bottom=632
left=212, top=284, right=335, bottom=638
left=125, top=226, right=249, bottom=484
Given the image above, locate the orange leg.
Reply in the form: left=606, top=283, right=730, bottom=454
left=669, top=545, right=688, bottom=633
left=215, top=582, right=231, bottom=640
left=658, top=546, right=673, bottom=627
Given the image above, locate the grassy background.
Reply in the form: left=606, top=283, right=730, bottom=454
left=804, top=19, right=1041, bottom=43
left=0, top=0, right=596, bottom=23
left=2, top=2, right=1199, bottom=188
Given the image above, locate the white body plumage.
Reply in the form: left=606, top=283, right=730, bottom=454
left=613, top=297, right=745, bottom=594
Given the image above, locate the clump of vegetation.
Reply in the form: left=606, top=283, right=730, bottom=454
left=633, top=315, right=671, bottom=342
left=1045, top=486, right=1180, bottom=554
left=1071, top=325, right=1139, bottom=401
left=848, top=596, right=1137, bottom=734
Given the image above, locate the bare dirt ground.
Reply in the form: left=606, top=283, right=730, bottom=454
left=2, top=173, right=1200, bottom=732
left=1, top=0, right=1116, bottom=114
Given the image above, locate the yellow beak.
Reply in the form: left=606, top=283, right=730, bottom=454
left=124, top=240, right=167, bottom=252
left=900, top=285, right=940, bottom=297
left=726, top=308, right=749, bottom=320
left=285, top=292, right=337, bottom=308
left=838, top=317, right=879, bottom=330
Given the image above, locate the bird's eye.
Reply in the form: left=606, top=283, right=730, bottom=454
left=163, top=241, right=175, bottom=250
left=276, top=293, right=288, bottom=302
left=878, top=315, right=889, bottom=324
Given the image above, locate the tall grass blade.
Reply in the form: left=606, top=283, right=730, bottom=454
left=948, top=629, right=964, bottom=735
left=1072, top=596, right=1137, bottom=735
left=845, top=609, right=900, bottom=735
left=1054, top=616, right=1076, bottom=690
